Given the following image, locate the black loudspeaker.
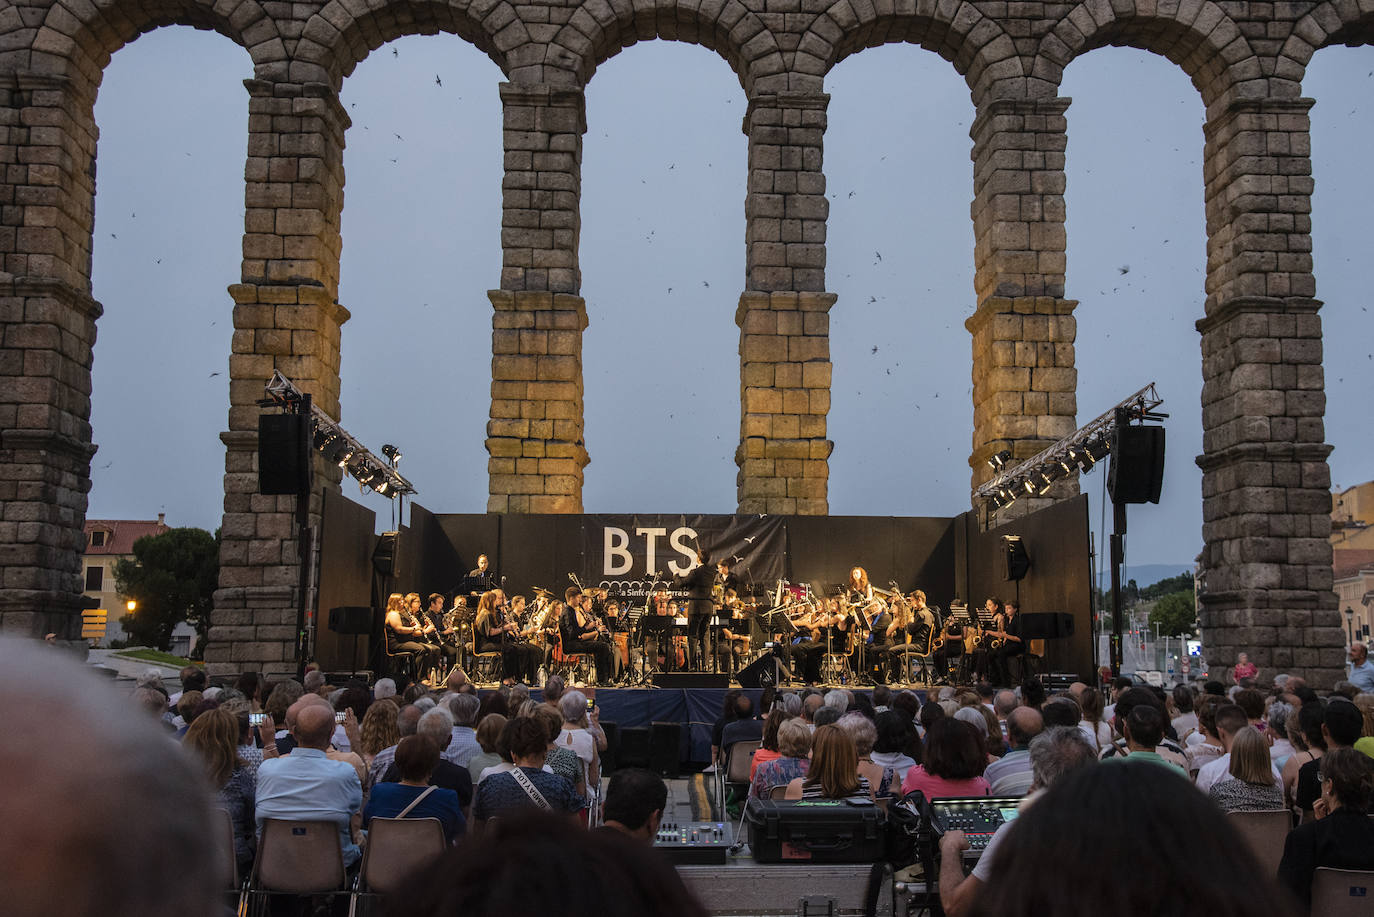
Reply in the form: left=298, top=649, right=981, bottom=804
left=1108, top=425, right=1166, bottom=504
left=737, top=655, right=782, bottom=689
left=618, top=727, right=651, bottom=768
left=1003, top=537, right=1031, bottom=582
left=1019, top=612, right=1075, bottom=640
left=649, top=721, right=683, bottom=777
left=652, top=673, right=730, bottom=689
left=328, top=606, right=374, bottom=635
left=258, top=413, right=310, bottom=495
left=372, top=531, right=399, bottom=576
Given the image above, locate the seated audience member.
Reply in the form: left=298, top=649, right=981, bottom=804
left=170, top=664, right=208, bottom=708
left=1100, top=688, right=1187, bottom=769
left=1042, top=696, right=1082, bottom=731
left=871, top=709, right=918, bottom=781
left=952, top=706, right=996, bottom=762
left=443, top=693, right=482, bottom=768
left=1195, top=704, right=1280, bottom=794
left=469, top=713, right=507, bottom=785
left=1277, top=747, right=1374, bottom=908
left=1102, top=706, right=1187, bottom=775
left=785, top=724, right=872, bottom=802
left=599, top=768, right=668, bottom=844
left=751, top=718, right=811, bottom=800
left=1353, top=693, right=1374, bottom=760
left=750, top=707, right=790, bottom=779
left=358, top=698, right=401, bottom=770
left=1207, top=726, right=1285, bottom=812
left=901, top=719, right=990, bottom=799
left=1294, top=699, right=1362, bottom=816
left=1078, top=687, right=1112, bottom=752
left=472, top=717, right=584, bottom=821
left=365, top=735, right=465, bottom=844
left=1283, top=702, right=1325, bottom=807
left=536, top=705, right=586, bottom=796
left=0, top=641, right=224, bottom=917
left=983, top=707, right=1044, bottom=795
left=381, top=706, right=474, bottom=812
left=182, top=707, right=257, bottom=874
left=1018, top=679, right=1046, bottom=712
left=939, top=727, right=1097, bottom=917
left=721, top=695, right=765, bottom=749
left=288, top=694, right=366, bottom=785
left=367, top=704, right=423, bottom=791
left=839, top=712, right=898, bottom=799
left=373, top=677, right=397, bottom=701
left=1170, top=685, right=1198, bottom=742
left=965, top=761, right=1301, bottom=917
left=1265, top=700, right=1295, bottom=766
left=558, top=691, right=600, bottom=786
left=812, top=706, right=841, bottom=728
left=383, top=813, right=707, bottom=917
left=255, top=700, right=364, bottom=867
left=1186, top=696, right=1226, bottom=777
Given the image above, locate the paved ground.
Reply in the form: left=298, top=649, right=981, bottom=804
left=87, top=648, right=182, bottom=691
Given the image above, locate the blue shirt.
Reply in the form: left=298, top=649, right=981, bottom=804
left=472, top=767, right=584, bottom=820
left=256, top=748, right=364, bottom=865
left=364, top=783, right=465, bottom=844
left=443, top=726, right=481, bottom=768
left=1349, top=659, right=1374, bottom=694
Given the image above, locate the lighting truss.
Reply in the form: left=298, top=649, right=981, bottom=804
left=975, top=382, right=1164, bottom=517
left=262, top=371, right=417, bottom=498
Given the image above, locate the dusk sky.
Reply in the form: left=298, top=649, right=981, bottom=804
left=86, top=29, right=1373, bottom=581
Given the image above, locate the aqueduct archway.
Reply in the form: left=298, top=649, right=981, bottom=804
left=0, top=0, right=1361, bottom=685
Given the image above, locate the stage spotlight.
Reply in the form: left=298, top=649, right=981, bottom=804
left=382, top=444, right=402, bottom=463
left=1021, top=479, right=1037, bottom=495
left=375, top=480, right=391, bottom=495
left=987, top=449, right=1013, bottom=472
left=1057, top=457, right=1074, bottom=476
left=1070, top=446, right=1094, bottom=472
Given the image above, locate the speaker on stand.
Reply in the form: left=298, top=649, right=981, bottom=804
left=328, top=606, right=374, bottom=679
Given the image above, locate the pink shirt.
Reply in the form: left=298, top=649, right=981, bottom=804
left=900, top=765, right=990, bottom=799
left=1233, top=662, right=1257, bottom=683
left=750, top=748, right=782, bottom=780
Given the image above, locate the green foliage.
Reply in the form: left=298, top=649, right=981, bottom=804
left=1140, top=572, right=1194, bottom=601
left=115, top=647, right=197, bottom=668
left=114, top=527, right=219, bottom=653
left=1149, top=590, right=1198, bottom=637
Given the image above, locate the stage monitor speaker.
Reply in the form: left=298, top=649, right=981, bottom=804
left=258, top=413, right=310, bottom=495
left=652, top=673, right=730, bottom=689
left=328, top=605, right=373, bottom=635
left=737, top=655, right=782, bottom=689
left=1019, top=612, right=1075, bottom=640
left=649, top=721, right=683, bottom=778
left=618, top=726, right=651, bottom=769
left=372, top=531, right=399, bottom=577
left=1108, top=425, right=1165, bottom=504
left=1003, top=537, right=1031, bottom=582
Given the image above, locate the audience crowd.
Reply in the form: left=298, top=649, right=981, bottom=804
left=6, top=639, right=1374, bottom=917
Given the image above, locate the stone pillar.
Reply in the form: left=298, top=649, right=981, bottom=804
left=736, top=92, right=833, bottom=514
left=206, top=79, right=350, bottom=676
left=966, top=98, right=1078, bottom=516
left=0, top=71, right=101, bottom=642
left=487, top=83, right=588, bottom=513
left=1196, top=97, right=1343, bottom=688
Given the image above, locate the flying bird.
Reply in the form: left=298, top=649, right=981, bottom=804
left=435, top=75, right=441, bottom=86
left=1118, top=265, right=1130, bottom=274
left=874, top=251, right=882, bottom=262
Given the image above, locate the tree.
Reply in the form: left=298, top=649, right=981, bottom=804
left=1149, top=590, right=1198, bottom=637
left=115, top=527, right=219, bottom=653
left=1140, top=572, right=1194, bottom=601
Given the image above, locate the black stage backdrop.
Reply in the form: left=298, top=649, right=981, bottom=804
left=314, top=499, right=1093, bottom=678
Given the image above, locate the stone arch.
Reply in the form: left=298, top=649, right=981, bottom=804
left=1034, top=0, right=1258, bottom=110
left=548, top=0, right=781, bottom=95
left=296, top=0, right=516, bottom=89
left=1280, top=4, right=1374, bottom=83
left=32, top=0, right=274, bottom=86
left=808, top=1, right=1027, bottom=104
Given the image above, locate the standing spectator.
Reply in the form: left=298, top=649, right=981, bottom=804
left=901, top=719, right=990, bottom=798
left=1207, top=726, right=1285, bottom=812
left=1231, top=652, right=1258, bottom=686
left=558, top=691, right=600, bottom=787
left=255, top=701, right=364, bottom=867
left=364, top=735, right=465, bottom=844
left=1348, top=643, right=1374, bottom=694
left=1278, top=747, right=1374, bottom=908
left=183, top=707, right=258, bottom=874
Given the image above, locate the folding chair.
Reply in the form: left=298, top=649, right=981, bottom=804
left=246, top=819, right=347, bottom=917
left=1226, top=809, right=1292, bottom=876
left=348, top=817, right=446, bottom=917
left=768, top=783, right=791, bottom=800
left=716, top=739, right=760, bottom=815
left=213, top=807, right=248, bottom=913
left=1311, top=867, right=1374, bottom=917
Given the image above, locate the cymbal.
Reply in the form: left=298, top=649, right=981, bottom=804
left=531, top=586, right=552, bottom=596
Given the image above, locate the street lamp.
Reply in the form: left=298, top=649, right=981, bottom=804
left=126, top=599, right=137, bottom=613
left=1345, top=606, right=1354, bottom=646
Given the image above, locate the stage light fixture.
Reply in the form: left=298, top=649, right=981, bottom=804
left=987, top=449, right=1012, bottom=472
left=382, top=444, right=401, bottom=463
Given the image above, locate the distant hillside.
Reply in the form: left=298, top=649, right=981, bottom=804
left=1095, top=563, right=1193, bottom=591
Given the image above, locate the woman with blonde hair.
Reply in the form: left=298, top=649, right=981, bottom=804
left=786, top=724, right=871, bottom=802
left=357, top=699, right=400, bottom=767
left=183, top=707, right=255, bottom=873
left=1208, top=726, right=1284, bottom=812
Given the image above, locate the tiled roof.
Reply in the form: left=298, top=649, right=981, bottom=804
left=1333, top=549, right=1374, bottom=581
left=84, top=519, right=170, bottom=556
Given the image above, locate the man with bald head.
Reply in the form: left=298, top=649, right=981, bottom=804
left=982, top=707, right=1044, bottom=795
left=256, top=697, right=364, bottom=866
left=1348, top=642, right=1374, bottom=693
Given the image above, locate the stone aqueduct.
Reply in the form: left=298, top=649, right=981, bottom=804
left=0, top=0, right=1364, bottom=683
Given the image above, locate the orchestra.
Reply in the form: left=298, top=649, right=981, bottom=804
left=380, top=552, right=1051, bottom=689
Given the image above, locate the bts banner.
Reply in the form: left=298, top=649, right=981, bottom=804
left=582, top=515, right=787, bottom=600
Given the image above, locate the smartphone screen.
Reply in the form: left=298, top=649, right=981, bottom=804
left=335, top=712, right=346, bottom=724
left=586, top=698, right=594, bottom=710
left=249, top=713, right=265, bottom=726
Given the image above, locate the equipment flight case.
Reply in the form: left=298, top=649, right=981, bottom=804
left=745, top=798, right=887, bottom=864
